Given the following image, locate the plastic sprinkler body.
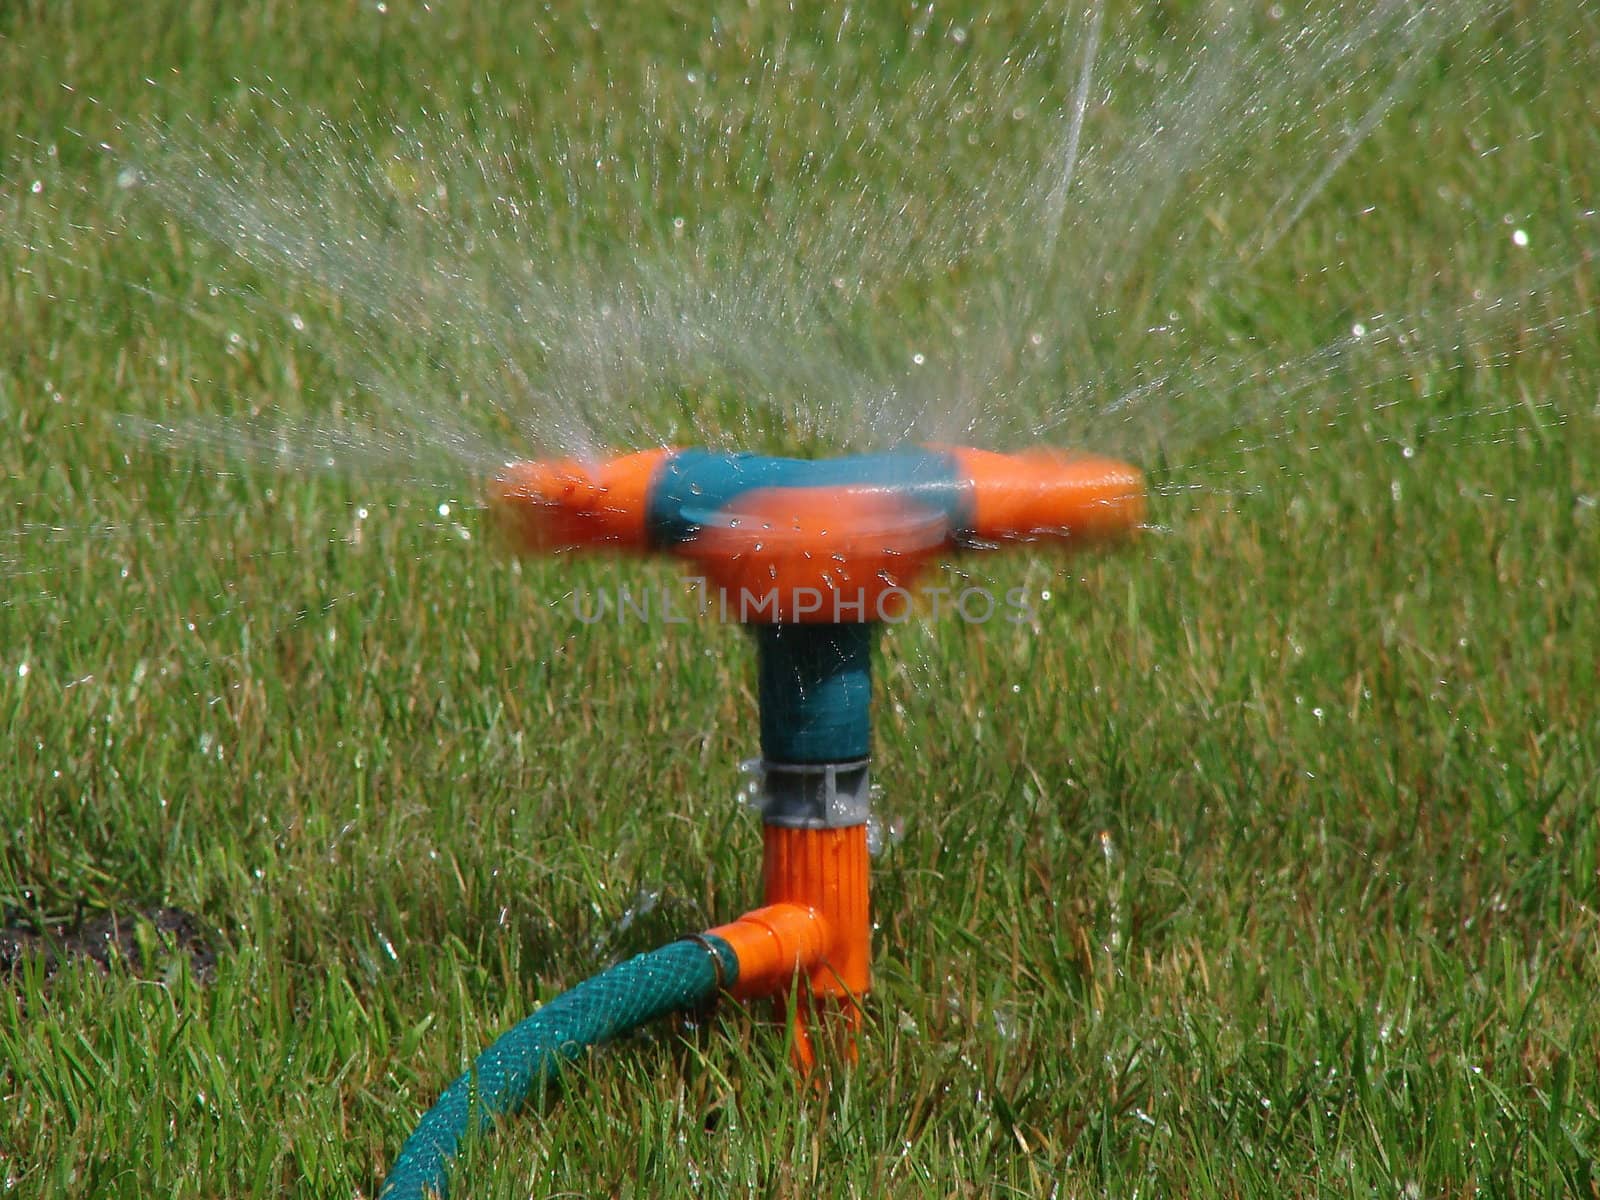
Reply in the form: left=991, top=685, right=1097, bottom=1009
left=488, top=446, right=1144, bottom=1066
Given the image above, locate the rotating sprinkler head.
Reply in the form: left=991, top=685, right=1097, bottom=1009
left=488, top=445, right=1146, bottom=594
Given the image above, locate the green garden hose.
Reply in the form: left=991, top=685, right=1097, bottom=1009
left=380, top=934, right=739, bottom=1200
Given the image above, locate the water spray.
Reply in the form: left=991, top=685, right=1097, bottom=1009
left=381, top=445, right=1144, bottom=1199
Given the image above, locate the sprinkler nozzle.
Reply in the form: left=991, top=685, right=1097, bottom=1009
left=946, top=446, right=1146, bottom=546
left=486, top=448, right=669, bottom=552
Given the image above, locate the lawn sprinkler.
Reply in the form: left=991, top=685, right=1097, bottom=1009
left=381, top=445, right=1144, bottom=1199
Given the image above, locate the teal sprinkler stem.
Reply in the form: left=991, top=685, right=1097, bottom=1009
left=380, top=446, right=1144, bottom=1199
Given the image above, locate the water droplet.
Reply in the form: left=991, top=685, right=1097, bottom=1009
left=911, top=352, right=926, bottom=366
left=1511, top=227, right=1529, bottom=247
left=1099, top=829, right=1117, bottom=865
left=1351, top=322, right=1367, bottom=339
left=437, top=502, right=451, bottom=517
left=17, top=663, right=29, bottom=678
left=289, top=312, right=306, bottom=332
left=30, top=179, right=44, bottom=194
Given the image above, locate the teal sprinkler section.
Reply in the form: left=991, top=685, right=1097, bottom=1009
left=643, top=447, right=973, bottom=550
left=757, top=623, right=874, bottom=763
left=380, top=444, right=1146, bottom=1199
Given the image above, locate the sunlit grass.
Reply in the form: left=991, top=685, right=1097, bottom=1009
left=3, top=2, right=1598, bottom=1197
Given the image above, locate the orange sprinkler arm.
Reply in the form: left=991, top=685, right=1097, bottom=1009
left=487, top=448, right=669, bottom=552
left=945, top=446, right=1146, bottom=545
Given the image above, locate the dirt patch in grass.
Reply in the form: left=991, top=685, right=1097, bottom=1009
left=1, top=906, right=218, bottom=983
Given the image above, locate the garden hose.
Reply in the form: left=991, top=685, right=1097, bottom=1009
left=381, top=902, right=838, bottom=1200
left=380, top=936, right=739, bottom=1200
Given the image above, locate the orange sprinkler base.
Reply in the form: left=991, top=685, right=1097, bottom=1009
left=759, top=824, right=871, bottom=1003
left=709, top=823, right=872, bottom=1070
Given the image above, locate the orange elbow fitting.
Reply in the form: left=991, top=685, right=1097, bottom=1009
left=709, top=903, right=829, bottom=1002
left=709, top=824, right=870, bottom=1005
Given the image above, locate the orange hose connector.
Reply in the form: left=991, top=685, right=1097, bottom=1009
left=709, top=903, right=829, bottom=1002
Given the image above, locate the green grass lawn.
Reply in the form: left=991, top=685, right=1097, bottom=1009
left=3, top=2, right=1598, bottom=1196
